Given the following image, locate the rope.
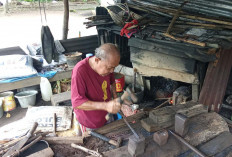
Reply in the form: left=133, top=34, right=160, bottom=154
left=39, top=0, right=47, bottom=25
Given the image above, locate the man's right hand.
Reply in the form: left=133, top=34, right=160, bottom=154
left=106, top=98, right=121, bottom=114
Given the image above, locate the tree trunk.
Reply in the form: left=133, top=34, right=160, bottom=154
left=4, top=0, right=9, bottom=14
left=62, top=0, right=69, bottom=40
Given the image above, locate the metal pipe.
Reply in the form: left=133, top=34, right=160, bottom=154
left=169, top=130, right=207, bottom=157
left=119, top=111, right=140, bottom=139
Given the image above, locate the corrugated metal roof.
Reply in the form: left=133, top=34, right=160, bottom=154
left=60, top=35, right=99, bottom=54
left=199, top=48, right=232, bottom=112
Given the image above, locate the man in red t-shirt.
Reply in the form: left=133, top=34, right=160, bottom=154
left=71, top=43, right=121, bottom=135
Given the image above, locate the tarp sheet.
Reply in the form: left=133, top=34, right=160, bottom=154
left=0, top=71, right=57, bottom=84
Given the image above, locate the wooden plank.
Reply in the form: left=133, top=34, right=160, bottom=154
left=42, top=136, right=83, bottom=145
left=51, top=91, right=71, bottom=106
left=132, top=62, right=198, bottom=84
left=142, top=102, right=207, bottom=132
left=48, top=69, right=72, bottom=82
left=0, top=77, right=41, bottom=93
left=0, top=70, right=72, bottom=93
left=130, top=47, right=196, bottom=74
left=141, top=118, right=173, bottom=132
left=95, top=111, right=146, bottom=135
left=128, top=37, right=216, bottom=62
left=192, top=84, right=199, bottom=101
left=198, top=131, right=232, bottom=156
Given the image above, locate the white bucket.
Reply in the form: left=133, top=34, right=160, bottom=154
left=15, top=90, right=38, bottom=108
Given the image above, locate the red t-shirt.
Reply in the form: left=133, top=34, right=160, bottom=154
left=71, top=57, right=115, bottom=129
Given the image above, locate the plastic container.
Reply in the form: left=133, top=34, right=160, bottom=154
left=114, top=72, right=125, bottom=93
left=40, top=77, right=53, bottom=101
left=0, top=91, right=16, bottom=112
left=15, top=90, right=38, bottom=108
left=0, top=100, right=3, bottom=118
left=86, top=53, right=93, bottom=58
left=65, top=52, right=82, bottom=68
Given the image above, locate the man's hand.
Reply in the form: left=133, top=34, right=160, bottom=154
left=106, top=98, right=121, bottom=114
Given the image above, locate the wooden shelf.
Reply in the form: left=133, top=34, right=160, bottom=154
left=0, top=69, right=72, bottom=93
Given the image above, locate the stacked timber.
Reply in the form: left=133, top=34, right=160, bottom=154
left=141, top=101, right=208, bottom=132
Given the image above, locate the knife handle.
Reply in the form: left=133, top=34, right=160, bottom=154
left=28, top=122, right=38, bottom=137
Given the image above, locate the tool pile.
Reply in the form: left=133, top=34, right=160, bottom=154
left=0, top=122, right=50, bottom=157
left=127, top=0, right=232, bottom=48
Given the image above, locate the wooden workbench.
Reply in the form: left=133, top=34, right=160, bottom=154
left=0, top=69, right=72, bottom=93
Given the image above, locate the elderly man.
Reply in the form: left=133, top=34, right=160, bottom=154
left=71, top=43, right=121, bottom=135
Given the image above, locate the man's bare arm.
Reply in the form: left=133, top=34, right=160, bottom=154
left=75, top=98, right=121, bottom=114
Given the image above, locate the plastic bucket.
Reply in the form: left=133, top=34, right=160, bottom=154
left=114, top=72, right=125, bottom=93
left=15, top=90, right=38, bottom=108
left=0, top=91, right=16, bottom=112
left=65, top=52, right=82, bottom=68
left=0, top=100, right=3, bottom=118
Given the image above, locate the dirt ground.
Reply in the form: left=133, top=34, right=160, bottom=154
left=0, top=1, right=98, bottom=49
left=51, top=136, right=111, bottom=157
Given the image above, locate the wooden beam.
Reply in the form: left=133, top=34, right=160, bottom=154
left=42, top=136, right=83, bottom=145
left=130, top=47, right=196, bottom=74
left=132, top=62, right=198, bottom=84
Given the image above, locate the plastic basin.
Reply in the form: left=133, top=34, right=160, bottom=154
left=15, top=90, right=38, bottom=108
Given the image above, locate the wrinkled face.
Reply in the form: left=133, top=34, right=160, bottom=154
left=95, top=54, right=120, bottom=76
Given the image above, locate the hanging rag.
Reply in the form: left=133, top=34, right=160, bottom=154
left=120, top=19, right=138, bottom=38
left=39, top=0, right=59, bottom=63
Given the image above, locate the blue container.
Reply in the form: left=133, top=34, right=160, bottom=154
left=86, top=53, right=93, bottom=58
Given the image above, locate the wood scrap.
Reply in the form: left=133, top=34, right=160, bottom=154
left=27, top=147, right=54, bottom=157
left=42, top=136, right=83, bottom=145
left=141, top=102, right=209, bottom=132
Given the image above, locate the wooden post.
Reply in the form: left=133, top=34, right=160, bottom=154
left=62, top=0, right=69, bottom=40
left=192, top=84, right=199, bottom=102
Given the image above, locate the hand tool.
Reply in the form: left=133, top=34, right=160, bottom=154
left=105, top=87, right=138, bottom=120
left=169, top=130, right=207, bottom=157
left=132, top=68, right=137, bottom=93
left=153, top=130, right=169, bottom=146
left=10, top=135, right=43, bottom=157
left=90, top=131, right=122, bottom=148
left=119, top=110, right=140, bottom=139
left=71, top=143, right=103, bottom=157
left=53, top=113, right=57, bottom=136
left=3, top=122, right=38, bottom=157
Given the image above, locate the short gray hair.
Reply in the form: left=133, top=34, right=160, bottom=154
left=95, top=43, right=120, bottom=60
left=95, top=47, right=107, bottom=60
